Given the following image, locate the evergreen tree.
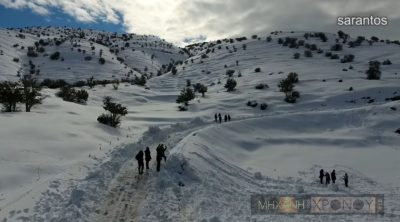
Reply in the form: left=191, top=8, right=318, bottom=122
left=20, top=75, right=42, bottom=112
left=0, top=81, right=21, bottom=112
left=97, top=96, right=128, bottom=127
left=224, top=78, right=237, bottom=92
left=198, top=84, right=208, bottom=97
left=176, top=87, right=195, bottom=106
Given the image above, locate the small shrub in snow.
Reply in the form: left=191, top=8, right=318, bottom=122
left=13, top=57, right=19, bottom=63
left=84, top=56, right=92, bottom=61
left=278, top=78, right=294, bottom=93
left=50, top=51, right=60, bottom=60
left=330, top=43, right=343, bottom=51
left=304, top=50, right=312, bottom=57
left=291, top=91, right=300, bottom=98
left=73, top=80, right=86, bottom=87
left=254, top=172, right=263, bottom=179
left=133, top=75, right=147, bottom=86
left=224, top=78, right=237, bottom=92
left=247, top=100, right=258, bottom=107
left=178, top=105, right=188, bottom=111
left=57, top=87, right=88, bottom=104
left=341, top=54, right=355, bottom=63
left=41, top=79, right=69, bottom=89
left=99, top=57, right=105, bottom=64
left=87, top=76, right=95, bottom=89
left=176, top=87, right=195, bottom=106
left=310, top=44, right=318, bottom=51
left=226, top=69, right=235, bottom=77
left=325, top=52, right=332, bottom=57
left=293, top=52, right=300, bottom=59
left=382, top=59, right=392, bottom=65
left=27, top=47, right=38, bottom=57
left=366, top=61, right=381, bottom=80
left=287, top=72, right=299, bottom=83
left=260, top=103, right=268, bottom=110
left=316, top=32, right=328, bottom=42
left=330, top=54, right=339, bottom=60
left=97, top=96, right=127, bottom=128
left=254, top=68, right=261, bottom=73
left=285, top=92, right=298, bottom=103
left=195, top=83, right=208, bottom=97
left=171, top=66, right=178, bottom=75
left=255, top=83, right=268, bottom=89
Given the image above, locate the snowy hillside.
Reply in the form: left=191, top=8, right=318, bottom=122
left=0, top=29, right=400, bottom=222
left=0, top=27, right=187, bottom=82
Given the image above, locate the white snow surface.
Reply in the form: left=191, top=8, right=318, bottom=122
left=0, top=28, right=399, bottom=221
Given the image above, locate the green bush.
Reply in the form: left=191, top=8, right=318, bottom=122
left=50, top=51, right=60, bottom=60
left=224, top=78, right=237, bottom=92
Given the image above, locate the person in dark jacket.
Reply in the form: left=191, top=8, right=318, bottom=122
left=218, top=113, right=222, bottom=123
left=224, top=115, right=228, bottom=122
left=136, top=150, right=144, bottom=175
left=214, top=113, right=218, bottom=123
left=319, top=169, right=324, bottom=184
left=228, top=115, right=231, bottom=121
left=144, top=147, right=151, bottom=170
left=325, top=172, right=331, bottom=185
left=343, top=173, right=349, bottom=187
left=156, top=144, right=167, bottom=172
left=331, top=170, right=336, bottom=184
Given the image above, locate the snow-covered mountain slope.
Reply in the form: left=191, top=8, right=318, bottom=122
left=0, top=27, right=187, bottom=82
left=0, top=29, right=400, bottom=221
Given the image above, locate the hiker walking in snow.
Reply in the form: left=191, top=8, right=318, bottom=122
left=343, top=173, right=349, bottom=187
left=331, top=170, right=336, bottom=184
left=218, top=113, right=222, bottom=123
left=145, top=147, right=151, bottom=170
left=136, top=150, right=144, bottom=175
left=214, top=113, right=218, bottom=123
left=156, top=144, right=167, bottom=172
left=224, top=115, right=228, bottom=122
left=228, top=115, right=231, bottom=121
left=325, top=172, right=331, bottom=185
left=319, top=169, right=324, bottom=184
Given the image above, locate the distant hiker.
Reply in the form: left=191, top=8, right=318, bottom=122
left=228, top=115, right=231, bottom=121
left=331, top=170, right=336, bottom=184
left=343, top=173, right=349, bottom=187
left=145, top=147, right=151, bottom=170
left=136, top=150, right=144, bottom=175
left=325, top=172, right=331, bottom=185
left=156, top=144, right=167, bottom=172
left=224, top=115, right=228, bottom=122
left=218, top=113, right=222, bottom=123
left=214, top=113, right=218, bottom=122
left=319, top=169, right=324, bottom=184
left=236, top=60, right=239, bottom=66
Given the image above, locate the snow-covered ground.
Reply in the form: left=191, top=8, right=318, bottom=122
left=0, top=28, right=400, bottom=221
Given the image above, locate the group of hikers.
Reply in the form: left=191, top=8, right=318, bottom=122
left=214, top=113, right=231, bottom=123
left=135, top=144, right=167, bottom=174
left=319, top=169, right=349, bottom=187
